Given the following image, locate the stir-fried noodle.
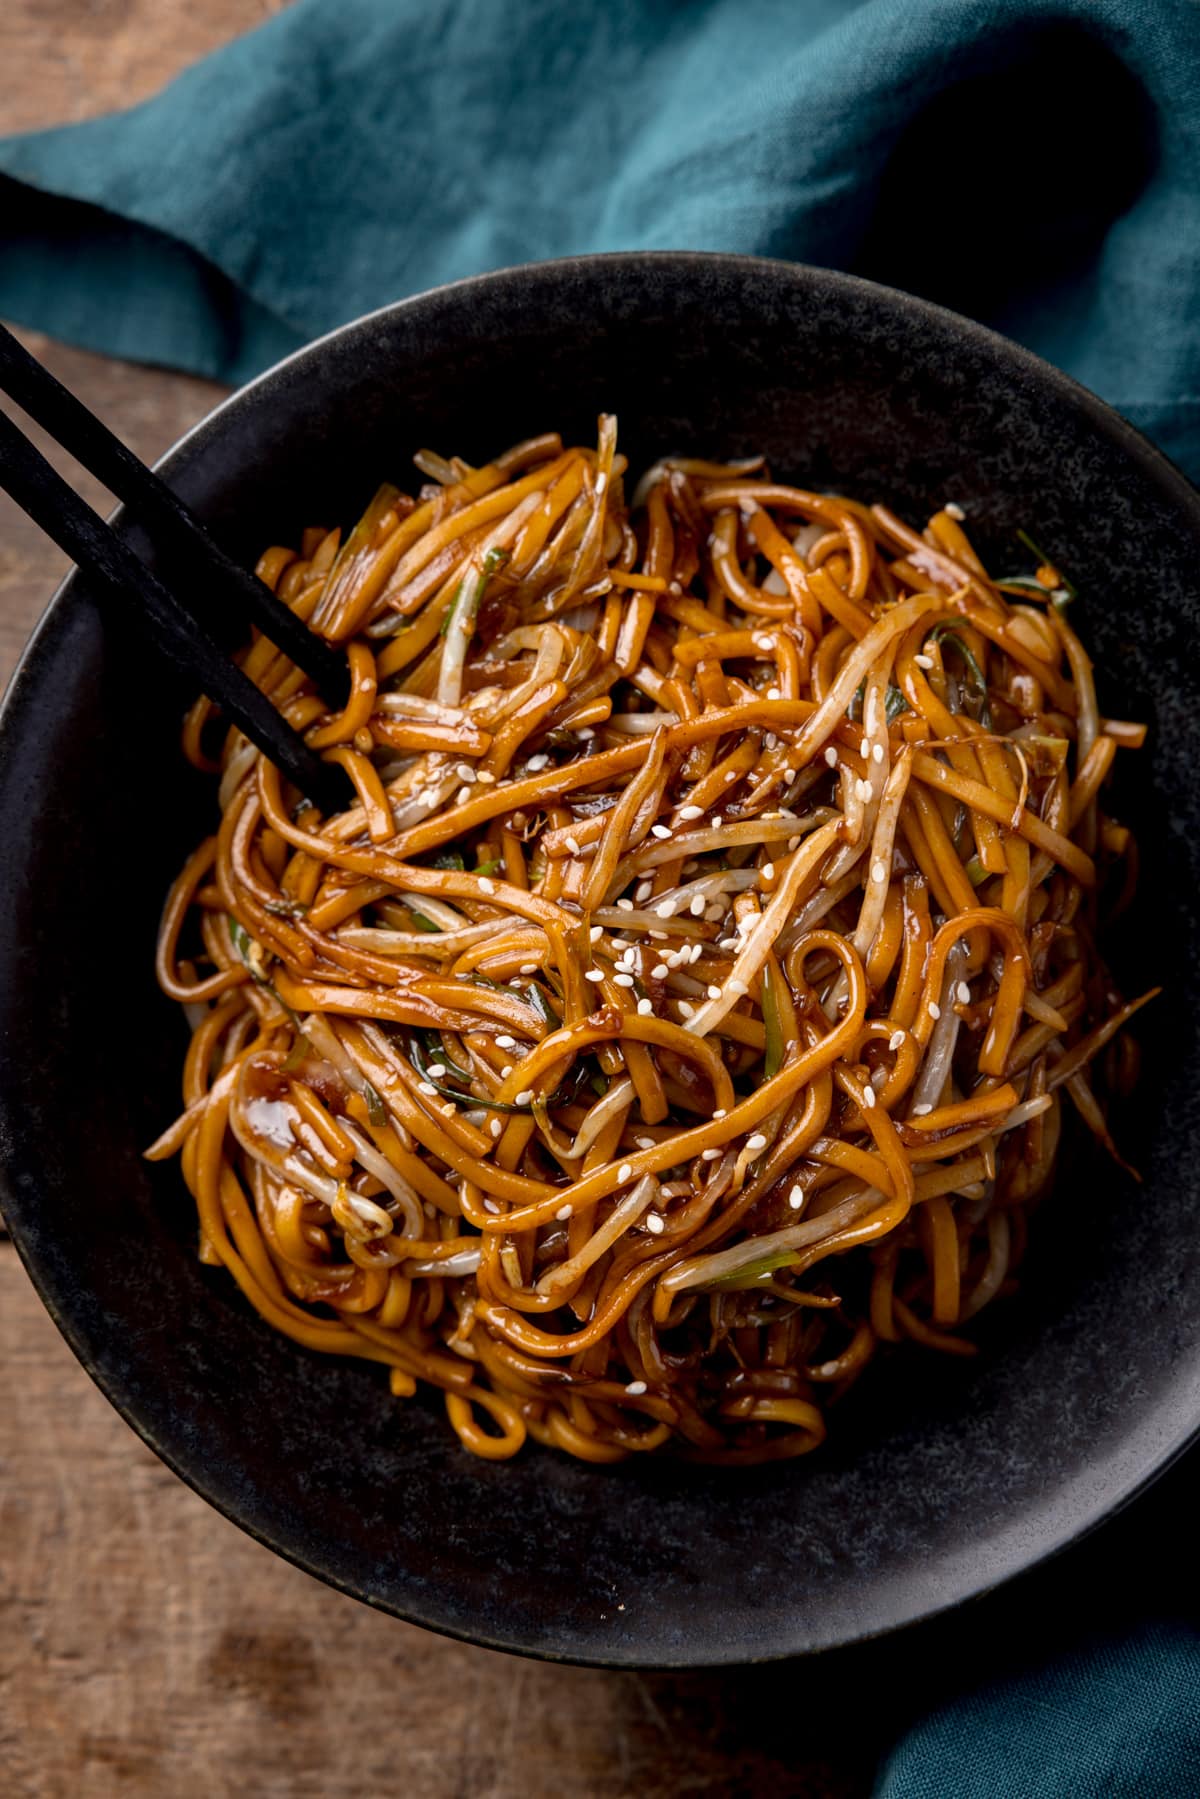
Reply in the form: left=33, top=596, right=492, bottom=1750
left=151, top=421, right=1154, bottom=1463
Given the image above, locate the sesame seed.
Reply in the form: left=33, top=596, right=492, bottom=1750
left=651, top=963, right=669, bottom=979
left=767, top=687, right=782, bottom=701
left=618, top=1162, right=633, bottom=1182
left=679, top=804, right=704, bottom=821
left=724, top=771, right=737, bottom=783
left=678, top=1000, right=695, bottom=1017
left=613, top=973, right=635, bottom=989
left=476, top=770, right=496, bottom=784
left=856, top=778, right=874, bottom=803
left=519, top=961, right=538, bottom=974
left=761, top=862, right=775, bottom=881
left=645, top=1212, right=665, bottom=1234
left=554, top=1204, right=573, bottom=1223
left=689, top=895, right=706, bottom=917
left=746, top=1133, right=767, bottom=1152
left=426, top=1062, right=447, bottom=1078
left=651, top=824, right=672, bottom=840
left=859, top=736, right=870, bottom=757
left=956, top=981, right=971, bottom=1004
left=713, top=1109, right=727, bottom=1119
left=637, top=998, right=653, bottom=1016
left=824, top=746, right=838, bottom=768
left=495, top=1035, right=515, bottom=1049
left=635, top=882, right=653, bottom=902
left=754, top=633, right=772, bottom=650
left=928, top=1002, right=941, bottom=1020
left=584, top=968, right=605, bottom=982
left=914, top=653, right=934, bottom=670
left=455, top=786, right=470, bottom=804
left=489, top=1119, right=502, bottom=1138
left=945, top=501, right=966, bottom=520
left=862, top=1085, right=877, bottom=1109
left=707, top=984, right=723, bottom=1000
left=589, top=925, right=603, bottom=943
left=636, top=1137, right=656, bottom=1150
left=625, top=1379, right=647, bottom=1395
left=579, top=727, right=595, bottom=740
left=526, top=752, right=549, bottom=771
left=501, top=1064, right=514, bottom=1078
left=788, top=1185, right=804, bottom=1209
left=711, top=814, right=723, bottom=828
left=478, top=877, right=496, bottom=895
left=515, top=1089, right=534, bottom=1106
left=418, top=1081, right=437, bottom=1097
left=701, top=1148, right=721, bottom=1162
left=889, top=1030, right=905, bottom=1051
left=565, top=835, right=582, bottom=856
left=420, top=786, right=437, bottom=806
left=788, top=836, right=801, bottom=850
left=456, top=764, right=475, bottom=782
left=617, top=898, right=634, bottom=912
left=912, top=1102, right=932, bottom=1116
left=872, top=860, right=888, bottom=884
left=872, top=742, right=885, bottom=764
left=727, top=978, right=749, bottom=997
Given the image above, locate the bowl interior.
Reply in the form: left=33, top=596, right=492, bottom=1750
left=2, top=254, right=1198, bottom=1667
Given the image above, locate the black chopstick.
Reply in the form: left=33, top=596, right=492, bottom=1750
left=0, top=322, right=348, bottom=706
left=0, top=404, right=347, bottom=815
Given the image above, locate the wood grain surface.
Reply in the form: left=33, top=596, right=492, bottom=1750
left=0, top=7, right=865, bottom=1795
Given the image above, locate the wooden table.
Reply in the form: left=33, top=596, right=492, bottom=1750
left=0, top=8, right=871, bottom=1793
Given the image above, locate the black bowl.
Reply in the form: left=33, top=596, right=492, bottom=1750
left=2, top=254, right=1199, bottom=1669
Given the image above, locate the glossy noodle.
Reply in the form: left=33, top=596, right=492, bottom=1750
left=150, top=421, right=1155, bottom=1464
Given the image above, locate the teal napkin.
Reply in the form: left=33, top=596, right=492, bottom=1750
left=875, top=1623, right=1200, bottom=1797
left=2, top=0, right=1200, bottom=473
left=2, top=2, right=1199, bottom=1789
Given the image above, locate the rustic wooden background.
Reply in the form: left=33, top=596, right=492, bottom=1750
left=0, top=6, right=869, bottom=1795
left=2, top=7, right=1196, bottom=1797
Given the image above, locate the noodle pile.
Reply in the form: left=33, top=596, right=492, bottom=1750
left=150, top=420, right=1154, bottom=1464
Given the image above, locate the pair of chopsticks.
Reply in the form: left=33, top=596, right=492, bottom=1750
left=0, top=322, right=352, bottom=813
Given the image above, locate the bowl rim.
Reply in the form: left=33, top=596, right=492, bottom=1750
left=3, top=249, right=1199, bottom=1669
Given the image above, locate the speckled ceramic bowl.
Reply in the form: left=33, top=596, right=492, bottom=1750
left=1, top=254, right=1197, bottom=1668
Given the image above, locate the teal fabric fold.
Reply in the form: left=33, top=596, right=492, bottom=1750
left=1, top=0, right=1199, bottom=473
left=873, top=1623, right=1200, bottom=1798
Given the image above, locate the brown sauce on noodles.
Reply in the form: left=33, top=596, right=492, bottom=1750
left=149, top=422, right=1155, bottom=1464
